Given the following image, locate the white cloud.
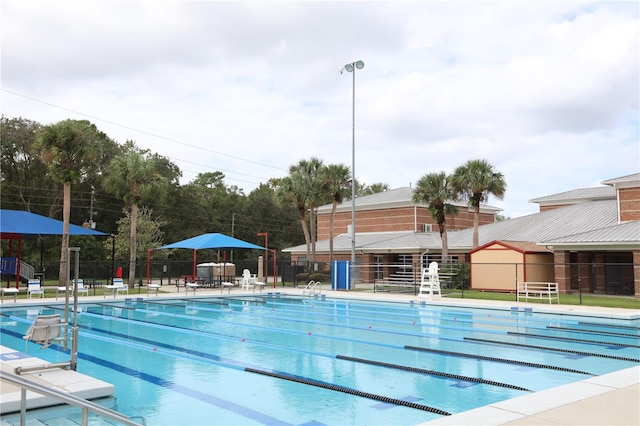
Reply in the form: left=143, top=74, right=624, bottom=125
left=2, top=1, right=638, bottom=218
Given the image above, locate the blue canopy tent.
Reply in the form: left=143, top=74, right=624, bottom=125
left=0, top=209, right=108, bottom=288
left=149, top=233, right=267, bottom=285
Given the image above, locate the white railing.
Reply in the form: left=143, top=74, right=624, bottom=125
left=20, top=261, right=35, bottom=280
left=302, top=280, right=322, bottom=297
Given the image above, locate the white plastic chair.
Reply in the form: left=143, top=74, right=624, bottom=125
left=241, top=269, right=254, bottom=291
left=76, top=279, right=89, bottom=296
left=27, top=279, right=44, bottom=299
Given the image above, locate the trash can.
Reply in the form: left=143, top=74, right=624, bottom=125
left=331, top=260, right=351, bottom=290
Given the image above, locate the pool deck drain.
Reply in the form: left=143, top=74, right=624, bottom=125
left=1, top=284, right=638, bottom=425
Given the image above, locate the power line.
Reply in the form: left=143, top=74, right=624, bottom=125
left=1, top=89, right=289, bottom=172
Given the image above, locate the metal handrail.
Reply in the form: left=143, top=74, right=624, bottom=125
left=0, top=370, right=144, bottom=426
left=302, top=280, right=322, bottom=297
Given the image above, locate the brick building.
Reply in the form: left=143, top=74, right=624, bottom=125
left=284, top=173, right=640, bottom=297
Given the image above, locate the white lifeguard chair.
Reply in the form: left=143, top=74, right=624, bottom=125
left=418, top=261, right=442, bottom=300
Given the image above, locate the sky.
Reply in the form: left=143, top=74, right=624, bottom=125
left=1, top=0, right=638, bottom=219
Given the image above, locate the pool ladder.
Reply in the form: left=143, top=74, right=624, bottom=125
left=302, top=280, right=322, bottom=297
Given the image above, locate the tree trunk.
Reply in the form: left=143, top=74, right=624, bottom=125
left=439, top=223, right=449, bottom=263
left=298, top=205, right=311, bottom=265
left=58, top=183, right=71, bottom=287
left=473, top=204, right=480, bottom=248
left=128, top=203, right=138, bottom=288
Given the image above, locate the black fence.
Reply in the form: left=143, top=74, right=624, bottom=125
left=3, top=259, right=636, bottom=297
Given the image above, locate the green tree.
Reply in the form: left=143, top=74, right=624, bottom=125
left=451, top=159, right=506, bottom=248
left=103, top=145, right=168, bottom=287
left=35, top=119, right=107, bottom=286
left=107, top=206, right=168, bottom=260
left=321, top=163, right=351, bottom=264
left=278, top=157, right=325, bottom=264
left=300, top=157, right=325, bottom=263
left=412, top=172, right=459, bottom=262
left=359, top=182, right=390, bottom=196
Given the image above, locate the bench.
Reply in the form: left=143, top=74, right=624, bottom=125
left=373, top=280, right=417, bottom=294
left=517, top=282, right=559, bottom=304
left=1, top=287, right=20, bottom=303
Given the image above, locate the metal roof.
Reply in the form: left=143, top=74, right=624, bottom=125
left=529, top=186, right=615, bottom=205
left=539, top=220, right=640, bottom=249
left=601, top=172, right=640, bottom=186
left=447, top=199, right=621, bottom=249
left=285, top=199, right=638, bottom=254
left=283, top=231, right=442, bottom=254
left=316, top=186, right=501, bottom=214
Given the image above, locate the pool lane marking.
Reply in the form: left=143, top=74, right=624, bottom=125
left=547, top=326, right=640, bottom=338
left=9, top=324, right=452, bottom=418
left=71, top=320, right=569, bottom=392
left=244, top=367, right=451, bottom=416
left=79, top=308, right=622, bottom=377
left=335, top=355, right=531, bottom=392
left=77, top=348, right=292, bottom=425
left=578, top=321, right=640, bottom=331
left=0, top=327, right=292, bottom=425
left=404, top=345, right=595, bottom=375
left=463, top=337, right=640, bottom=363
left=242, top=300, right=635, bottom=346
left=507, top=331, right=640, bottom=348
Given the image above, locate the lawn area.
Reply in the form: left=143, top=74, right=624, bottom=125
left=447, top=289, right=640, bottom=310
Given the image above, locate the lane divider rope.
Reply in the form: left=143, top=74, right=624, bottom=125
left=336, top=355, right=531, bottom=391
left=244, top=367, right=451, bottom=416
left=404, top=345, right=594, bottom=375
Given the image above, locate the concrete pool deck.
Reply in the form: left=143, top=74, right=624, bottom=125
left=1, top=284, right=638, bottom=425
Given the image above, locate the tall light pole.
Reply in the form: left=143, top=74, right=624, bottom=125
left=341, top=60, right=364, bottom=289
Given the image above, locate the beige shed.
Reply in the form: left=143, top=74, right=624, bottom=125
left=469, top=240, right=554, bottom=292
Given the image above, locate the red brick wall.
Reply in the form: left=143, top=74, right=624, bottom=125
left=317, top=206, right=495, bottom=240
left=619, top=187, right=640, bottom=222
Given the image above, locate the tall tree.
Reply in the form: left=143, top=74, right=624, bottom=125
left=451, top=159, right=506, bottom=248
left=35, top=119, right=106, bottom=286
left=297, top=157, right=325, bottom=263
left=103, top=145, right=168, bottom=287
left=277, top=173, right=311, bottom=264
left=412, top=172, right=459, bottom=262
left=322, top=163, right=351, bottom=264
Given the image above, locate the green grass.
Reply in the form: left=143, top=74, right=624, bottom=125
left=447, top=290, right=640, bottom=310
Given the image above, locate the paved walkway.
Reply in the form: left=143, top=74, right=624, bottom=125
left=1, top=283, right=639, bottom=425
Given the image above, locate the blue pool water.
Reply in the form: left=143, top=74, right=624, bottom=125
left=1, top=294, right=639, bottom=425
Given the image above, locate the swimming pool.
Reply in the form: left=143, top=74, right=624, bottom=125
left=1, top=294, right=639, bottom=425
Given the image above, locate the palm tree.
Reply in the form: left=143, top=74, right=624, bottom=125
left=451, top=159, right=506, bottom=248
left=301, top=158, right=325, bottom=263
left=412, top=172, right=459, bottom=263
left=322, top=163, right=352, bottom=264
left=103, top=147, right=167, bottom=288
left=285, top=157, right=324, bottom=264
left=35, top=119, right=105, bottom=287
left=360, top=182, right=390, bottom=196
left=277, top=174, right=312, bottom=264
